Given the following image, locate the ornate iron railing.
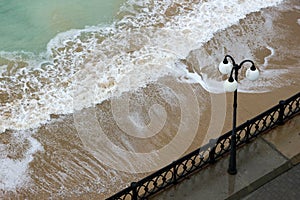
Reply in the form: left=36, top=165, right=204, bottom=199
left=107, top=92, right=300, bottom=200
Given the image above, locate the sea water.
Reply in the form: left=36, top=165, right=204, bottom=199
left=0, top=0, right=123, bottom=52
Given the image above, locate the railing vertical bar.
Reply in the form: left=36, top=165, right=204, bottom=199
left=131, top=182, right=138, bottom=200
left=278, top=100, right=285, bottom=125
left=209, top=139, right=216, bottom=164
left=173, top=162, right=177, bottom=184
left=245, top=120, right=251, bottom=143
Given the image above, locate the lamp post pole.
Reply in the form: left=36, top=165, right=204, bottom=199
left=219, top=55, right=258, bottom=175
left=228, top=63, right=238, bottom=175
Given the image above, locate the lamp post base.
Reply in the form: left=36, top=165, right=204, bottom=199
left=227, top=168, right=237, bottom=175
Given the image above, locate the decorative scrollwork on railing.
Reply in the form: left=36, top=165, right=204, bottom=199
left=236, top=124, right=248, bottom=145
left=214, top=135, right=231, bottom=160
left=283, top=95, right=300, bottom=118
left=248, top=107, right=279, bottom=138
left=107, top=92, right=300, bottom=200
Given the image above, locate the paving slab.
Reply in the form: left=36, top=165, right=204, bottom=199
left=242, top=163, right=300, bottom=200
left=152, top=138, right=288, bottom=200
left=263, top=114, right=300, bottom=164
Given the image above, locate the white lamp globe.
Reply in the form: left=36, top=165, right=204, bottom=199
left=224, top=78, right=238, bottom=92
left=218, top=61, right=233, bottom=74
left=246, top=67, right=259, bottom=81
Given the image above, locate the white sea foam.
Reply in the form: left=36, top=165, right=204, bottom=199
left=0, top=0, right=285, bottom=133
left=0, top=132, right=43, bottom=191
left=263, top=46, right=276, bottom=67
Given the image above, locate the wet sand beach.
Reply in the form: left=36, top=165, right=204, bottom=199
left=1, top=0, right=300, bottom=199
left=1, top=82, right=299, bottom=199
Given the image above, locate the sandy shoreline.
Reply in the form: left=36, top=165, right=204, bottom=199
left=1, top=78, right=299, bottom=199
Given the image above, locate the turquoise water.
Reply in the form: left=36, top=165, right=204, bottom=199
left=0, top=0, right=123, bottom=52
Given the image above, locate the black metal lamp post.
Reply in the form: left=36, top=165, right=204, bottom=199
left=218, top=55, right=259, bottom=175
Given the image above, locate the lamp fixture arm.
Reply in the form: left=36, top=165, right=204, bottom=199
left=224, top=55, right=256, bottom=70
left=239, top=60, right=256, bottom=70
left=224, top=55, right=239, bottom=80
left=224, top=55, right=236, bottom=66
left=225, top=56, right=257, bottom=81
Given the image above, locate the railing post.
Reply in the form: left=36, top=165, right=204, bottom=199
left=245, top=120, right=251, bottom=143
left=209, top=139, right=216, bottom=164
left=172, top=161, right=177, bottom=184
left=131, top=182, right=138, bottom=200
left=278, top=100, right=285, bottom=125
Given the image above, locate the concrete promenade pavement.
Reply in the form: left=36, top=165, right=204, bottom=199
left=242, top=163, right=300, bottom=200
left=151, top=114, right=300, bottom=200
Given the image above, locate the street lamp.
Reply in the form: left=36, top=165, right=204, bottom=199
left=218, top=55, right=259, bottom=175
